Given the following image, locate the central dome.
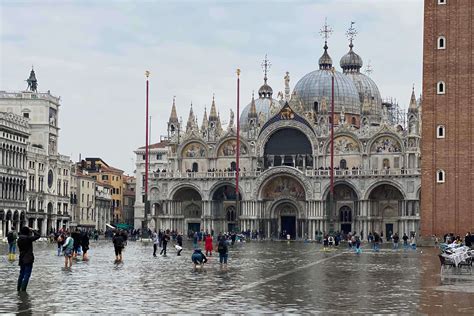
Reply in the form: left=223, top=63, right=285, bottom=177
left=293, top=69, right=361, bottom=115
left=293, top=43, right=361, bottom=115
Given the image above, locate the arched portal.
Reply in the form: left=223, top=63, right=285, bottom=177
left=172, top=186, right=202, bottom=235
left=326, top=183, right=358, bottom=234
left=263, top=128, right=312, bottom=169
left=274, top=201, right=299, bottom=239
left=211, top=184, right=242, bottom=233
left=368, top=184, right=404, bottom=239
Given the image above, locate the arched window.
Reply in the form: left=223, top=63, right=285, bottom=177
left=383, top=158, right=390, bottom=169
left=230, top=161, right=236, bottom=171
left=313, top=101, right=319, bottom=113
left=339, top=159, right=347, bottom=170
left=438, top=0, right=446, bottom=4
left=437, top=169, right=445, bottom=183
left=437, top=36, right=446, bottom=49
left=437, top=81, right=445, bottom=94
left=437, top=125, right=445, bottom=138
left=192, top=162, right=198, bottom=172
left=351, top=117, right=356, bottom=126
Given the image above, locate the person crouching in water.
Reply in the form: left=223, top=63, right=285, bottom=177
left=63, top=231, right=74, bottom=269
left=191, top=248, right=207, bottom=269
left=204, top=234, right=213, bottom=256
left=17, top=227, right=41, bottom=291
left=113, top=230, right=125, bottom=263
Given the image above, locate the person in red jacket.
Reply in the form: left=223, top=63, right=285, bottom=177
left=204, top=234, right=213, bottom=256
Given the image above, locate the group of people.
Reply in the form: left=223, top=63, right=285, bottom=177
left=151, top=229, right=230, bottom=268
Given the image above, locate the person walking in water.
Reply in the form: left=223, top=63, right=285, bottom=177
left=81, top=231, right=90, bottom=261
left=217, top=236, right=229, bottom=268
left=160, top=230, right=170, bottom=256
left=176, top=232, right=183, bottom=256
left=17, top=227, right=41, bottom=291
left=204, top=234, right=213, bottom=256
left=7, top=226, right=18, bottom=261
left=152, top=231, right=159, bottom=257
left=113, top=230, right=125, bottom=263
left=191, top=248, right=207, bottom=268
left=63, top=231, right=74, bottom=269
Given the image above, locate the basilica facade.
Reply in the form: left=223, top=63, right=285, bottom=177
left=136, top=35, right=422, bottom=239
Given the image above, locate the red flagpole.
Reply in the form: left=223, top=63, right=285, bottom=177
left=330, top=68, right=335, bottom=195
left=145, top=71, right=150, bottom=211
left=236, top=69, right=241, bottom=219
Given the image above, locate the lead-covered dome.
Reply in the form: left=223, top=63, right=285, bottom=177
left=293, top=43, right=361, bottom=115
left=240, top=92, right=281, bottom=131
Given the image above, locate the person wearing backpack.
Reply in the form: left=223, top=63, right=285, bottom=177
left=7, top=226, right=18, bottom=261
left=63, top=232, right=74, bottom=269
left=217, top=237, right=229, bottom=268
left=113, top=230, right=125, bottom=263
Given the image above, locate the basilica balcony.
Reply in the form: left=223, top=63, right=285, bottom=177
left=150, top=168, right=420, bottom=180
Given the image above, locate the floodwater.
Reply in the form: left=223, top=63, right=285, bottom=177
left=1, top=240, right=473, bottom=314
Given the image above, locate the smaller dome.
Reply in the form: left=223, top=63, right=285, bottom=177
left=318, top=42, right=333, bottom=70
left=340, top=44, right=363, bottom=73
left=258, top=83, right=273, bottom=98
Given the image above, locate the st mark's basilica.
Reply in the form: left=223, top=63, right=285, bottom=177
left=136, top=25, right=422, bottom=239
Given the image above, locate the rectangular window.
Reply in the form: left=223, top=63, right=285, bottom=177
left=156, top=154, right=162, bottom=160
left=23, top=113, right=29, bottom=118
left=394, top=157, right=400, bottom=169
left=438, top=0, right=446, bottom=4
left=102, top=175, right=108, bottom=181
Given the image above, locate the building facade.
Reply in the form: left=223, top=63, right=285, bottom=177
left=136, top=30, right=422, bottom=239
left=0, top=69, right=72, bottom=235
left=76, top=172, right=96, bottom=230
left=122, top=175, right=136, bottom=227
left=83, top=158, right=124, bottom=223
left=0, top=112, right=29, bottom=237
left=134, top=139, right=168, bottom=229
left=95, top=182, right=112, bottom=231
left=421, top=0, right=474, bottom=236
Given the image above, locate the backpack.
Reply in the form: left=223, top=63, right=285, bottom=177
left=7, top=231, right=15, bottom=243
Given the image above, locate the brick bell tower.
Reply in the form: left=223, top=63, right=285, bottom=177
left=421, top=0, right=474, bottom=237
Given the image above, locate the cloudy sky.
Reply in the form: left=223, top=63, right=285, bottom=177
left=0, top=0, right=423, bottom=174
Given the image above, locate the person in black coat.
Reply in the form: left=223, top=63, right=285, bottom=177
left=17, top=227, right=41, bottom=291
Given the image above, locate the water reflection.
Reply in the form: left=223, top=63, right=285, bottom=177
left=0, top=241, right=473, bottom=313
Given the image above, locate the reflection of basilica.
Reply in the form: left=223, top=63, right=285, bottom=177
left=135, top=25, right=421, bottom=239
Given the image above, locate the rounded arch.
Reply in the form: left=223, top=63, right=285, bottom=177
left=178, top=139, right=209, bottom=159
left=368, top=133, right=404, bottom=154
left=364, top=181, right=406, bottom=200
left=269, top=197, right=304, bottom=219
left=259, top=174, right=306, bottom=201
left=253, top=166, right=312, bottom=200
left=322, top=180, right=361, bottom=201
left=213, top=136, right=250, bottom=158
left=208, top=181, right=244, bottom=201
left=324, top=132, right=362, bottom=154
left=169, top=184, right=203, bottom=201
left=256, top=120, right=318, bottom=157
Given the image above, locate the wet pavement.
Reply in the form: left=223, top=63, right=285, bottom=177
left=1, top=240, right=474, bottom=314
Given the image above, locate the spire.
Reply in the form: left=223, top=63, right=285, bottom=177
left=408, top=85, right=418, bottom=113
left=201, top=107, right=209, bottom=130
left=248, top=91, right=258, bottom=119
left=209, top=94, right=218, bottom=120
left=186, top=103, right=196, bottom=132
left=319, top=19, right=333, bottom=70
left=340, top=22, right=363, bottom=73
left=26, top=66, right=38, bottom=92
left=217, top=111, right=223, bottom=133
left=169, top=96, right=178, bottom=123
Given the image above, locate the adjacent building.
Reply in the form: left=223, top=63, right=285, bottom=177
left=135, top=27, right=422, bottom=239
left=0, top=112, right=29, bottom=237
left=0, top=69, right=72, bottom=235
left=122, top=175, right=136, bottom=227
left=82, top=158, right=124, bottom=223
left=421, top=0, right=474, bottom=236
left=95, top=182, right=113, bottom=231
left=134, top=139, right=168, bottom=229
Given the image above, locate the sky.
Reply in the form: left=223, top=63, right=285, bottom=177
left=0, top=0, right=423, bottom=175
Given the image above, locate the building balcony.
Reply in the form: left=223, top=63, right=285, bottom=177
left=150, top=168, right=420, bottom=181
